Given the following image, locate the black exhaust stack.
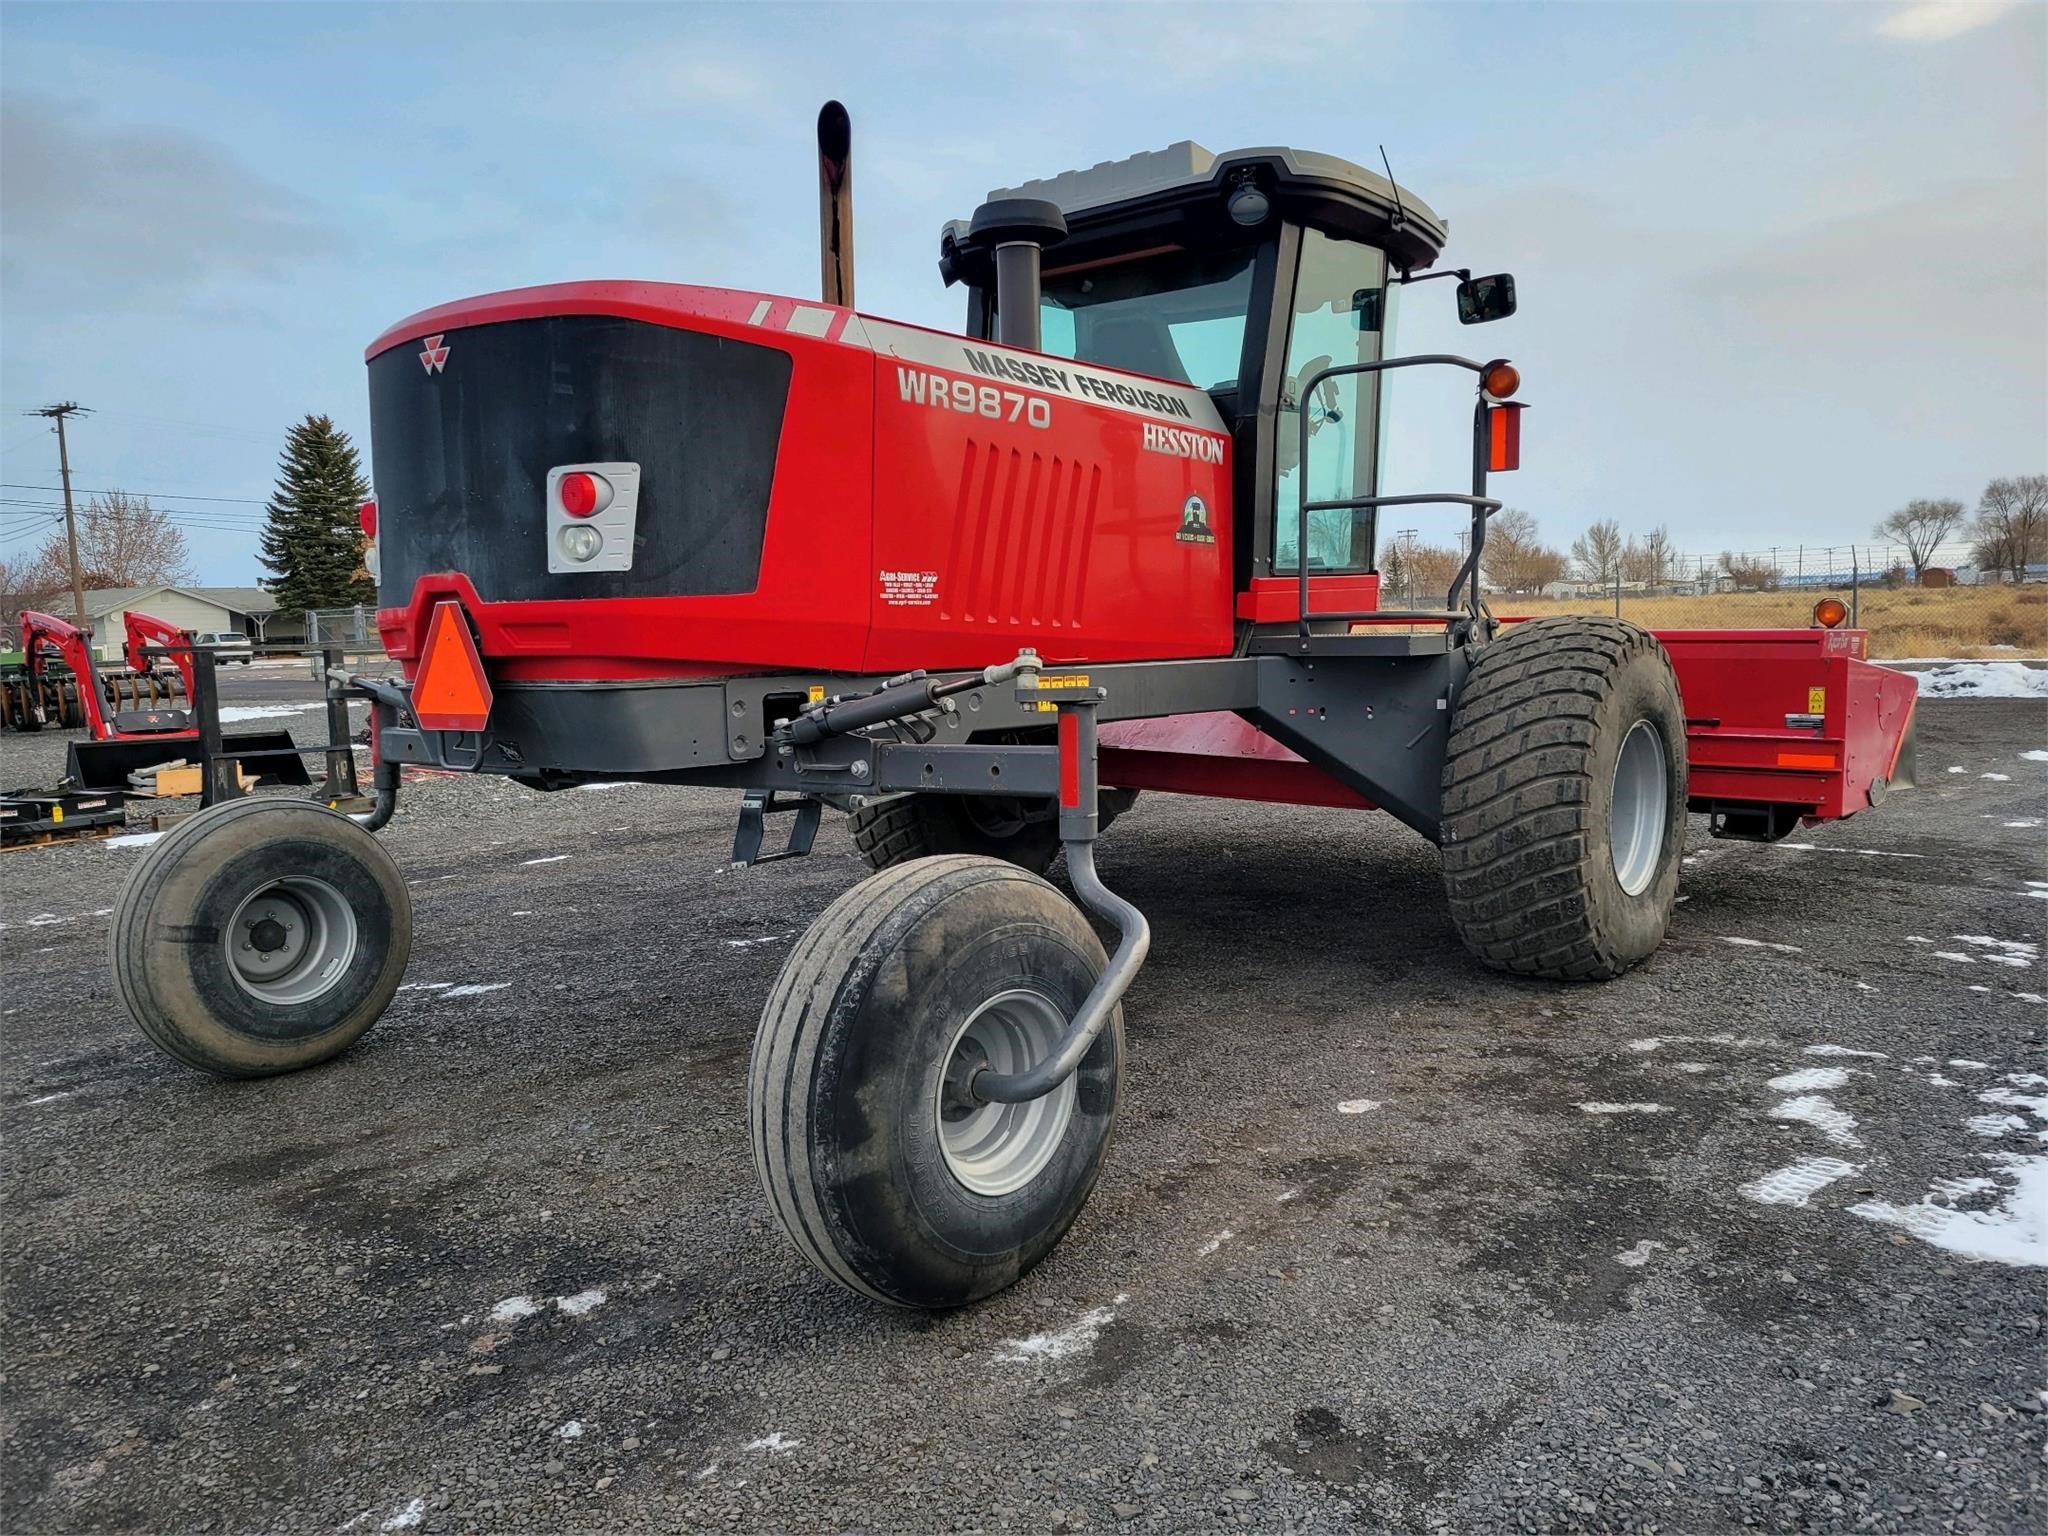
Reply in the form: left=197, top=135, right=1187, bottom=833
left=817, top=101, right=855, bottom=308
left=969, top=197, right=1066, bottom=352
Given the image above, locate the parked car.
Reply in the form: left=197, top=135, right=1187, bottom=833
left=192, top=631, right=254, bottom=665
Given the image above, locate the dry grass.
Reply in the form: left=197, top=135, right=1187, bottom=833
left=1490, top=585, right=2048, bottom=660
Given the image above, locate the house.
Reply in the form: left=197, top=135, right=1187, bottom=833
left=41, top=586, right=304, bottom=656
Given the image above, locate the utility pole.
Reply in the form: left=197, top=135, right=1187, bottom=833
left=29, top=402, right=91, bottom=633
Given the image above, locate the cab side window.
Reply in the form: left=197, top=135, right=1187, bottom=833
left=1272, top=230, right=1388, bottom=574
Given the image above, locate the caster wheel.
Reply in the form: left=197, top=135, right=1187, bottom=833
left=111, top=799, right=412, bottom=1077
left=750, top=854, right=1122, bottom=1307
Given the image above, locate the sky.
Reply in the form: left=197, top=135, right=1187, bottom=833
left=1, top=0, right=2042, bottom=585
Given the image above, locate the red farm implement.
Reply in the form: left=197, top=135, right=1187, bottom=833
left=111, top=105, right=1916, bottom=1308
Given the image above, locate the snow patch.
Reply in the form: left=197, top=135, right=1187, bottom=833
left=1336, top=1098, right=1381, bottom=1115
left=2022, top=750, right=2048, bottom=763
left=1578, top=1102, right=1669, bottom=1115
left=746, top=1432, right=801, bottom=1454
left=1803, top=1044, right=1886, bottom=1059
left=1768, top=1067, right=1851, bottom=1092
left=556, top=1420, right=584, bottom=1439
left=1614, top=1239, right=1666, bottom=1267
left=217, top=704, right=312, bottom=723
left=1719, top=935, right=1804, bottom=954
left=1673, top=1062, right=1712, bottom=1074
left=1774, top=843, right=1926, bottom=860
left=379, top=1500, right=426, bottom=1531
left=1908, top=662, right=2048, bottom=700
left=1197, top=1230, right=1233, bottom=1257
left=520, top=854, right=571, bottom=865
left=1967, top=1114, right=2030, bottom=1138
left=1952, top=935, right=2037, bottom=967
left=1629, top=1033, right=1773, bottom=1052
left=1770, top=1095, right=1862, bottom=1148
left=1981, top=772, right=2012, bottom=782
left=440, top=982, right=511, bottom=999
left=1948, top=1059, right=1989, bottom=1070
left=489, top=1295, right=539, bottom=1323
left=556, top=1288, right=607, bottom=1316
left=1851, top=1154, right=2048, bottom=1267
left=725, top=932, right=795, bottom=949
left=101, top=831, right=163, bottom=849
left=994, top=1295, right=1128, bottom=1363
left=1741, top=1156, right=1858, bottom=1207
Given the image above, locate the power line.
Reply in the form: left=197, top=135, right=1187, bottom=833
left=0, top=481, right=269, bottom=505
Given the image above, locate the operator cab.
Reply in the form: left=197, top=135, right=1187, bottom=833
left=941, top=144, right=1502, bottom=605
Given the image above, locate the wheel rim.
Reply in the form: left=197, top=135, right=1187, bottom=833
left=224, top=876, right=358, bottom=1006
left=1609, top=719, right=1669, bottom=897
left=935, top=989, right=1077, bottom=1197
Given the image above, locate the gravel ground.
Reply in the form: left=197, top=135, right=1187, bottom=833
left=2, top=694, right=2044, bottom=1535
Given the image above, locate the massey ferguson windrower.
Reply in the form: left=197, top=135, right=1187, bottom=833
left=111, top=107, right=1918, bottom=1308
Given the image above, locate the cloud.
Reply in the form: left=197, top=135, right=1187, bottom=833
left=1876, top=1, right=2023, bottom=42
left=0, top=95, right=337, bottom=302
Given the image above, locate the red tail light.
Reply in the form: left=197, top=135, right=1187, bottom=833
left=559, top=471, right=613, bottom=518
left=359, top=500, right=378, bottom=538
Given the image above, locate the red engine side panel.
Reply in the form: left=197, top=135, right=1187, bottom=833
left=860, top=318, right=1234, bottom=671
left=368, top=284, right=1233, bottom=679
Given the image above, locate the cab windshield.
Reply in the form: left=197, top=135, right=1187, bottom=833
left=1037, top=246, right=1257, bottom=391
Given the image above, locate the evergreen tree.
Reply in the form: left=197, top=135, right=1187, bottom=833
left=258, top=414, right=372, bottom=612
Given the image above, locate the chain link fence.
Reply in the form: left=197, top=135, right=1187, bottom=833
left=303, top=607, right=387, bottom=668
left=1383, top=540, right=2047, bottom=660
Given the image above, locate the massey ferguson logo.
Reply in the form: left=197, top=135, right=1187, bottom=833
left=419, top=335, right=450, bottom=374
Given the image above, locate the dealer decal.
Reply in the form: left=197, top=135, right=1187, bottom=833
left=879, top=568, right=938, bottom=607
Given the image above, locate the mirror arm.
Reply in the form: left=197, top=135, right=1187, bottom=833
left=1391, top=267, right=1471, bottom=286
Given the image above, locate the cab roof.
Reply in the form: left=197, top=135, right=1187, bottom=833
left=945, top=142, right=1449, bottom=276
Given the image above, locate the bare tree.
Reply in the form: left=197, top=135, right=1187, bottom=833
left=1639, top=524, right=1676, bottom=586
left=1873, top=498, right=1965, bottom=580
left=0, top=554, right=50, bottom=637
left=1481, top=508, right=1567, bottom=594
left=1570, top=519, right=1625, bottom=584
left=79, top=491, right=195, bottom=587
left=1972, top=475, right=2047, bottom=583
left=1719, top=550, right=1780, bottom=591
left=16, top=491, right=195, bottom=618
left=1406, top=543, right=1465, bottom=602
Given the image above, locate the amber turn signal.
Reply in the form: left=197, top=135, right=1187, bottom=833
left=1480, top=360, right=1520, bottom=400
left=1812, top=597, right=1848, bottom=629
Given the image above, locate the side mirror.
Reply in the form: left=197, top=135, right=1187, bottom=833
left=1456, top=273, right=1517, bottom=324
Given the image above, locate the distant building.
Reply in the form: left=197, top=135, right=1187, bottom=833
left=41, top=585, right=304, bottom=656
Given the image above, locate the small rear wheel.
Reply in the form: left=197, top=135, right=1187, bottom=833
left=111, top=798, right=412, bottom=1077
left=750, top=854, right=1123, bottom=1307
left=1441, top=616, right=1686, bottom=980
